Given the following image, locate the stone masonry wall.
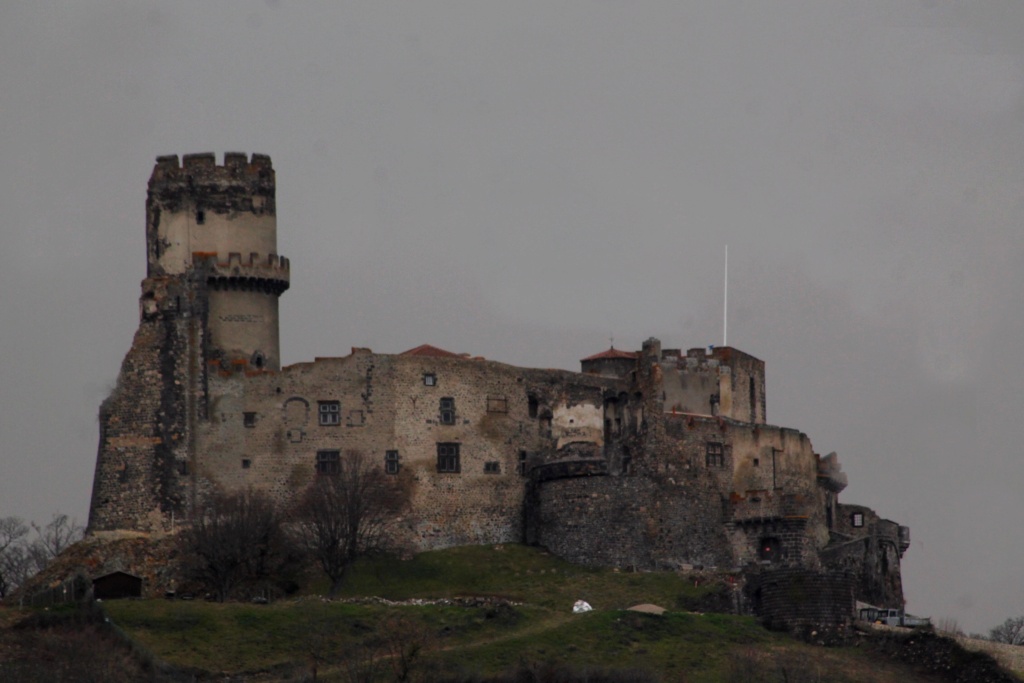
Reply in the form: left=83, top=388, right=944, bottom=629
left=753, top=567, right=856, bottom=633
left=89, top=275, right=206, bottom=531
left=822, top=503, right=906, bottom=607
left=531, top=471, right=733, bottom=570
left=194, top=351, right=613, bottom=552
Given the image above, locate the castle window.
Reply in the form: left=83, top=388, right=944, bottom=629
left=195, top=208, right=205, bottom=225
left=423, top=373, right=437, bottom=387
left=318, top=401, right=340, bottom=426
left=316, top=450, right=340, bottom=475
left=753, top=458, right=760, bottom=467
left=436, top=443, right=460, bottom=473
left=243, top=412, right=257, bottom=428
left=484, top=461, right=500, bottom=474
left=706, top=442, right=724, bottom=468
left=486, top=396, right=508, bottom=413
left=385, top=450, right=400, bottom=475
left=528, top=396, right=538, bottom=418
left=851, top=512, right=865, bottom=528
left=439, top=397, right=456, bottom=425
left=177, top=460, right=188, bottom=476
left=759, top=537, right=781, bottom=563
left=518, top=451, right=529, bottom=476
left=241, top=458, right=251, bottom=469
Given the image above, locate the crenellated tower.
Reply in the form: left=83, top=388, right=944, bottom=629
left=89, top=153, right=288, bottom=532
left=146, top=152, right=289, bottom=370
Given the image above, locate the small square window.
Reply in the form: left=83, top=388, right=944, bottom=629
left=439, top=397, right=456, bottom=425
left=385, top=450, right=400, bottom=475
left=318, top=401, right=340, bottom=426
left=486, top=396, right=508, bottom=413
left=706, top=442, right=725, bottom=468
left=851, top=512, right=865, bottom=528
left=241, top=458, right=251, bottom=469
left=437, top=443, right=460, bottom=473
left=423, top=373, right=437, bottom=387
left=753, top=458, right=760, bottom=467
left=316, top=450, right=340, bottom=475
left=243, top=412, right=257, bottom=428
left=484, top=461, right=500, bottom=474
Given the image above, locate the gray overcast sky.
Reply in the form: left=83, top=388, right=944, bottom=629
left=1, top=2, right=1022, bottom=633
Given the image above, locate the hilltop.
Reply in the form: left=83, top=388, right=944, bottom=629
left=3, top=544, right=1019, bottom=682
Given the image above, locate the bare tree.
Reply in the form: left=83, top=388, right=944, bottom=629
left=295, top=450, right=407, bottom=595
left=990, top=616, right=1024, bottom=645
left=0, top=517, right=30, bottom=597
left=29, top=513, right=84, bottom=571
left=180, top=489, right=294, bottom=601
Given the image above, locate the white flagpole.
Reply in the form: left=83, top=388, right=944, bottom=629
left=723, top=245, right=728, bottom=347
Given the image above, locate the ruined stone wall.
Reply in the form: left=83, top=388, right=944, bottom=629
left=89, top=276, right=207, bottom=531
left=822, top=503, right=906, bottom=607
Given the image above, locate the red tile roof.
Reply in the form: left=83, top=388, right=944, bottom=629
left=580, top=347, right=639, bottom=362
left=400, top=344, right=462, bottom=358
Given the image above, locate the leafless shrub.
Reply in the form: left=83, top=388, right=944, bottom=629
left=989, top=616, right=1024, bottom=645
left=936, top=616, right=963, bottom=637
left=30, top=513, right=84, bottom=564
left=0, top=516, right=30, bottom=597
left=179, top=488, right=296, bottom=601
left=294, top=450, right=409, bottom=595
left=0, top=513, right=84, bottom=598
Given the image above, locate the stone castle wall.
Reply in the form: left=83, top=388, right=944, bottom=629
left=752, top=567, right=857, bottom=634
left=90, top=276, right=208, bottom=531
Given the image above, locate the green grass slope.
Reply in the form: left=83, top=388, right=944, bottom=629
left=83, top=544, right=996, bottom=682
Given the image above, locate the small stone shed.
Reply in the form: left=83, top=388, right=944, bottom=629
left=92, top=571, right=143, bottom=600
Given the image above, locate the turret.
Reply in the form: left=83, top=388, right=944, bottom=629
left=145, top=152, right=289, bottom=370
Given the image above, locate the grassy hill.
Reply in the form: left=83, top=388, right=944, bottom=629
left=2, top=544, right=1018, bottom=682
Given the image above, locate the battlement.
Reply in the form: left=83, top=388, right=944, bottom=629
left=148, top=152, right=275, bottom=217
left=193, top=251, right=290, bottom=295
left=153, top=151, right=273, bottom=176
left=192, top=251, right=290, bottom=271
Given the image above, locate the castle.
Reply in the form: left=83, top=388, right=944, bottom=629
left=89, top=153, right=908, bottom=613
